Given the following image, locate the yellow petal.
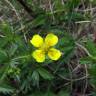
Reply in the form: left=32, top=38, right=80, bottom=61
left=48, top=48, right=61, bottom=61
left=45, top=33, right=58, bottom=47
left=30, top=34, right=43, bottom=47
left=32, top=50, right=45, bottom=62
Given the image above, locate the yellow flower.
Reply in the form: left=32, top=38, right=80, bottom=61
left=30, top=33, right=61, bottom=62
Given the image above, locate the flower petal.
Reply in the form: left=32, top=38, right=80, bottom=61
left=48, top=48, right=61, bottom=61
left=30, top=34, right=43, bottom=47
left=45, top=33, right=58, bottom=47
left=32, top=50, right=45, bottom=62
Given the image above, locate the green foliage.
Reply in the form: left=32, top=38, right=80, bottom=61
left=31, top=70, right=39, bottom=86
left=79, top=40, right=96, bottom=89
left=0, top=83, right=14, bottom=94
left=0, top=0, right=96, bottom=95
left=37, top=68, right=54, bottom=80
left=0, top=49, right=7, bottom=63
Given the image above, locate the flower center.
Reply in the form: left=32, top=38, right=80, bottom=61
left=40, top=43, right=50, bottom=53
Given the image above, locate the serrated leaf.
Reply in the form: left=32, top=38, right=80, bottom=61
left=37, top=68, right=54, bottom=80
left=0, top=83, right=14, bottom=94
left=31, top=71, right=39, bottom=86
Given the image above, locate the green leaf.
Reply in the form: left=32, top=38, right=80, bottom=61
left=90, top=77, right=96, bottom=87
left=8, top=43, right=18, bottom=57
left=65, top=0, right=80, bottom=11
left=0, top=22, right=13, bottom=41
left=37, top=68, right=54, bottom=80
left=0, top=22, right=12, bottom=34
left=56, top=34, right=75, bottom=51
left=31, top=71, right=39, bottom=86
left=27, top=15, right=45, bottom=28
left=85, top=40, right=96, bottom=56
left=0, top=38, right=8, bottom=48
left=80, top=57, right=92, bottom=64
left=0, top=49, right=7, bottom=63
left=54, top=0, right=64, bottom=10
left=0, top=83, right=14, bottom=94
left=89, top=64, right=96, bottom=76
left=63, top=12, right=85, bottom=22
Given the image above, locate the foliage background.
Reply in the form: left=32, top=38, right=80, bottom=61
left=0, top=0, right=96, bottom=96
